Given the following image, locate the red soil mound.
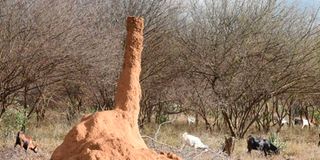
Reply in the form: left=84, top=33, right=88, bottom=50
left=51, top=17, right=181, bottom=160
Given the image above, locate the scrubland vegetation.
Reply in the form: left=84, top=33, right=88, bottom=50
left=1, top=0, right=320, bottom=159
left=1, top=111, right=320, bottom=159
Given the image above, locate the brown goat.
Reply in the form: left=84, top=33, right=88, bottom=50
left=223, top=136, right=235, bottom=156
left=14, top=131, right=38, bottom=153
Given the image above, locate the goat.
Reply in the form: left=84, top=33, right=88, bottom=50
left=301, top=118, right=311, bottom=128
left=14, top=131, right=38, bottom=153
left=294, top=117, right=303, bottom=125
left=187, top=116, right=196, bottom=125
left=311, top=118, right=320, bottom=127
left=181, top=132, right=208, bottom=151
left=222, top=136, right=235, bottom=156
left=281, top=119, right=288, bottom=126
left=294, top=117, right=312, bottom=128
left=318, top=133, right=320, bottom=147
left=247, top=135, right=279, bottom=156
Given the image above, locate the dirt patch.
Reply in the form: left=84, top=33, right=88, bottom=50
left=0, top=147, right=50, bottom=160
left=51, top=17, right=181, bottom=160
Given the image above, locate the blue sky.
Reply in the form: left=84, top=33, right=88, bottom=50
left=288, top=0, right=320, bottom=10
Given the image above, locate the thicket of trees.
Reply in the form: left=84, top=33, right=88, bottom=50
left=1, top=0, right=320, bottom=138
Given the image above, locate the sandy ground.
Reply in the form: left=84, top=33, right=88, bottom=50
left=0, top=146, right=50, bottom=160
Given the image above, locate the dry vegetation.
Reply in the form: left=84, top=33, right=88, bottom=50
left=1, top=115, right=320, bottom=160
left=1, top=0, right=320, bottom=159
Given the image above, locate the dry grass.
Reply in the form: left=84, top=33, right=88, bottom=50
left=1, top=113, right=320, bottom=160
left=143, top=121, right=320, bottom=160
left=0, top=110, right=79, bottom=159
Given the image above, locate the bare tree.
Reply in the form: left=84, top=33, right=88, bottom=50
left=177, top=0, right=320, bottom=137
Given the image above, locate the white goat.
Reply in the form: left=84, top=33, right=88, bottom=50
left=181, top=132, right=208, bottom=151
left=187, top=116, right=196, bottom=125
left=281, top=119, right=288, bottom=126
left=302, top=118, right=311, bottom=129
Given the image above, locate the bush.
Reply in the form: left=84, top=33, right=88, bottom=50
left=156, top=114, right=169, bottom=124
left=1, top=108, right=28, bottom=129
left=0, top=108, right=28, bottom=145
left=268, top=132, right=286, bottom=150
left=313, top=111, right=320, bottom=122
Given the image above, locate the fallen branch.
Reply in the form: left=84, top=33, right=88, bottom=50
left=142, top=115, right=229, bottom=160
left=192, top=149, right=208, bottom=159
left=154, top=115, right=177, bottom=141
left=141, top=135, right=180, bottom=151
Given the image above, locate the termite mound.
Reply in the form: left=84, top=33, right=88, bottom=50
left=51, top=17, right=181, bottom=160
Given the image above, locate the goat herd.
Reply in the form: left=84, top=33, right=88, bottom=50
left=182, top=131, right=320, bottom=158
left=12, top=116, right=320, bottom=158
left=188, top=116, right=319, bottom=129
left=181, top=132, right=280, bottom=157
left=183, top=116, right=320, bottom=158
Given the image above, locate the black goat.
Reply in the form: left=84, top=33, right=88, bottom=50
left=247, top=135, right=279, bottom=156
left=294, top=118, right=303, bottom=125
left=318, top=133, right=320, bottom=147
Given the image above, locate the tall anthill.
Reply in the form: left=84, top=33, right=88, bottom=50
left=51, top=17, right=181, bottom=160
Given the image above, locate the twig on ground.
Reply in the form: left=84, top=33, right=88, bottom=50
left=141, top=135, right=180, bottom=151
left=192, top=149, right=208, bottom=159
left=154, top=115, right=177, bottom=141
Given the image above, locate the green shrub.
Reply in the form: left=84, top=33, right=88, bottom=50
left=88, top=106, right=98, bottom=113
left=268, top=132, right=286, bottom=150
left=1, top=108, right=28, bottom=133
left=0, top=108, right=28, bottom=145
left=313, top=111, right=320, bottom=121
left=15, top=108, right=28, bottom=130
left=156, top=114, right=169, bottom=124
